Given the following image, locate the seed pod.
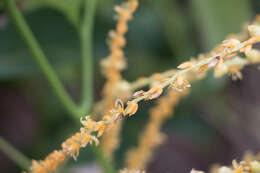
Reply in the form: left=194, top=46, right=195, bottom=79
left=177, top=61, right=193, bottom=69
left=80, top=117, right=96, bottom=129
left=198, top=64, right=208, bottom=73
left=124, top=101, right=138, bottom=116
left=81, top=134, right=92, bottom=147
left=170, top=75, right=191, bottom=92
left=97, top=123, right=106, bottom=137
left=133, top=90, right=145, bottom=98
left=146, top=85, right=163, bottom=100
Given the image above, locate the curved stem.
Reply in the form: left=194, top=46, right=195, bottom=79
left=0, top=137, right=30, bottom=170
left=6, top=0, right=80, bottom=118
left=80, top=0, right=97, bottom=114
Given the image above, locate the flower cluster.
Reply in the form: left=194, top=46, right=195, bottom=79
left=99, top=0, right=139, bottom=160
left=29, top=101, right=125, bottom=173
left=101, top=0, right=139, bottom=97
left=130, top=24, right=260, bottom=92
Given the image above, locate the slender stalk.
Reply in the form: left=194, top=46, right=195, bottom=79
left=80, top=0, right=97, bottom=114
left=6, top=0, right=80, bottom=118
left=79, top=1, right=116, bottom=172
left=0, top=137, right=30, bottom=170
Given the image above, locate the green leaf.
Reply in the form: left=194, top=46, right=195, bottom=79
left=190, top=0, right=252, bottom=50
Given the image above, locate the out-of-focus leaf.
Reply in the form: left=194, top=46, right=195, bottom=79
left=0, top=0, right=4, bottom=9
left=22, top=0, right=83, bottom=28
left=151, top=0, right=196, bottom=58
left=0, top=9, right=80, bottom=80
left=190, top=0, right=252, bottom=50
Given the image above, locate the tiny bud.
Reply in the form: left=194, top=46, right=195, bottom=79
left=170, top=75, right=191, bottom=92
left=133, top=90, right=145, bottom=98
left=198, top=64, right=208, bottom=73
left=146, top=85, right=163, bottom=100
left=177, top=61, right=193, bottom=69
left=97, top=124, right=106, bottom=137
left=124, top=101, right=138, bottom=116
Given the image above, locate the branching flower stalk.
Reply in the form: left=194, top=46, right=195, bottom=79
left=26, top=24, right=260, bottom=173
left=100, top=0, right=139, bottom=160
left=123, top=24, right=260, bottom=170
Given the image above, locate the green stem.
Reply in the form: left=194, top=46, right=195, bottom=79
left=6, top=0, right=80, bottom=118
left=0, top=137, right=30, bottom=170
left=80, top=2, right=116, bottom=173
left=91, top=146, right=116, bottom=173
left=80, top=0, right=97, bottom=114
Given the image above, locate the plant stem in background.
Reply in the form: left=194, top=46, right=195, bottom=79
left=0, top=137, right=30, bottom=170
left=79, top=1, right=116, bottom=172
left=91, top=146, right=117, bottom=173
left=80, top=0, right=97, bottom=114
left=6, top=0, right=80, bottom=118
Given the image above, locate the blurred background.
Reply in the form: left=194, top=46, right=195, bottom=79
left=1, top=0, right=260, bottom=172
